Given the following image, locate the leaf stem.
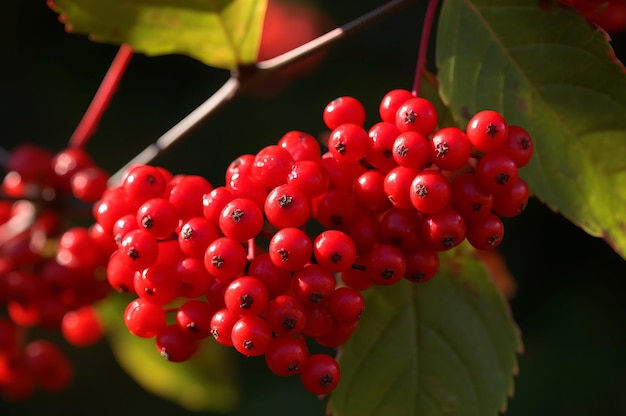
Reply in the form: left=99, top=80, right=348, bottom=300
left=412, top=0, right=439, bottom=96
left=256, top=0, right=417, bottom=72
left=69, top=44, right=134, bottom=148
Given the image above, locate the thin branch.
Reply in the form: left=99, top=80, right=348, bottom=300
left=69, top=44, right=134, bottom=148
left=110, top=0, right=417, bottom=183
left=109, top=76, right=241, bottom=185
left=412, top=0, right=439, bottom=96
left=256, top=0, right=417, bottom=71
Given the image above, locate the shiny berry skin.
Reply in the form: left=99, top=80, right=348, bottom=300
left=250, top=145, right=294, bottom=189
left=353, top=170, right=393, bottom=212
left=176, top=299, right=214, bottom=339
left=124, top=298, right=166, bottom=338
left=264, top=184, right=311, bottom=229
left=339, top=264, right=374, bottom=291
left=429, top=127, right=472, bottom=171
left=384, top=166, right=420, bottom=210
left=278, top=130, right=322, bottom=161
left=265, top=336, right=309, bottom=376
left=404, top=245, right=440, bottom=283
left=219, top=198, right=264, bottom=242
left=167, top=175, right=213, bottom=221
left=393, top=131, right=429, bottom=169
left=311, top=189, right=358, bottom=231
left=268, top=227, right=312, bottom=272
left=328, top=287, right=364, bottom=323
left=287, top=160, right=329, bottom=198
left=210, top=308, right=239, bottom=346
left=475, top=152, right=519, bottom=194
left=61, top=306, right=103, bottom=347
left=156, top=324, right=200, bottom=362
left=224, top=276, right=269, bottom=316
left=70, top=166, right=109, bottom=202
left=137, top=198, right=179, bottom=240
left=176, top=257, right=213, bottom=298
left=118, top=229, right=159, bottom=271
left=265, top=295, right=307, bottom=335
left=379, top=88, right=414, bottom=123
left=410, top=170, right=452, bottom=214
left=313, top=230, right=357, bottom=273
left=122, top=165, right=168, bottom=204
left=178, top=217, right=219, bottom=258
left=450, top=173, right=494, bottom=222
left=378, top=208, right=422, bottom=251
left=366, top=121, right=401, bottom=172
left=421, top=208, right=467, bottom=251
left=492, top=177, right=530, bottom=218
left=466, top=110, right=509, bottom=153
left=365, top=244, right=406, bottom=285
left=323, top=96, right=366, bottom=129
left=134, top=262, right=180, bottom=305
left=51, top=147, right=94, bottom=192
left=327, top=123, right=368, bottom=163
left=24, top=340, right=73, bottom=392
left=202, top=186, right=234, bottom=226
left=247, top=253, right=293, bottom=298
left=231, top=315, right=272, bottom=357
left=299, top=353, right=341, bottom=395
left=498, top=125, right=533, bottom=167
left=395, top=97, right=438, bottom=136
left=204, top=237, right=247, bottom=282
left=466, top=213, right=505, bottom=250
left=292, top=264, right=337, bottom=308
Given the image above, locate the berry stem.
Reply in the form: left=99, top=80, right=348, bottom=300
left=69, top=44, right=134, bottom=149
left=412, top=0, right=439, bottom=96
left=108, top=76, right=241, bottom=184
left=256, top=0, right=417, bottom=72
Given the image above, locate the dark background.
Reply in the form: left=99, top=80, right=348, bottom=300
left=3, top=1, right=626, bottom=415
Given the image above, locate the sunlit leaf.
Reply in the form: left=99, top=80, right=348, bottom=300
left=98, top=295, right=239, bottom=413
left=329, top=246, right=522, bottom=415
left=436, top=0, right=626, bottom=258
left=50, top=0, right=268, bottom=69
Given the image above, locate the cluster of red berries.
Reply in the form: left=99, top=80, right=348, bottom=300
left=0, top=144, right=114, bottom=401
left=96, top=90, right=532, bottom=395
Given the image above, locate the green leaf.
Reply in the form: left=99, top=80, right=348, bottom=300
left=50, top=0, right=268, bottom=69
left=98, top=295, right=239, bottom=413
left=436, top=0, right=626, bottom=257
left=329, top=246, right=522, bottom=416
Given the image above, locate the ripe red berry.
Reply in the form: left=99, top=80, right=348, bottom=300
left=204, top=237, right=247, bottom=282
left=313, top=230, right=357, bottom=273
left=379, top=88, right=414, bottom=123
left=264, top=184, right=311, bottom=229
left=224, top=276, right=269, bottom=316
left=421, top=208, right=467, bottom=251
left=466, top=110, right=509, bottom=153
left=395, top=97, right=438, bottom=136
left=268, top=227, right=313, bottom=272
left=323, top=96, right=366, bottom=129
left=61, top=306, right=103, bottom=347
left=429, top=127, right=472, bottom=171
left=156, top=324, right=200, bottom=362
left=299, top=353, right=341, bottom=395
left=231, top=315, right=272, bottom=357
left=218, top=198, right=264, bottom=242
left=410, top=170, right=452, bottom=214
left=466, top=213, right=505, bottom=250
left=364, top=244, right=406, bottom=286
left=265, top=336, right=309, bottom=376
left=327, top=123, right=369, bottom=163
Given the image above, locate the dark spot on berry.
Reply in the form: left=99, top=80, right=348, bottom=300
left=396, top=144, right=409, bottom=157
left=310, top=293, right=324, bottom=303
left=334, top=142, right=347, bottom=155
left=408, top=272, right=425, bottom=282
left=243, top=340, right=255, bottom=350
left=329, top=252, right=342, bottom=264
left=382, top=268, right=396, bottom=280
left=141, top=215, right=154, bottom=229
left=435, top=141, right=449, bottom=157
left=388, top=195, right=395, bottom=203
left=278, top=248, right=289, bottom=261
left=520, top=137, right=531, bottom=150
left=282, top=317, right=297, bottom=331
left=231, top=208, right=245, bottom=222
left=211, top=255, right=225, bottom=269
left=211, top=328, right=220, bottom=339
left=180, top=280, right=193, bottom=289
left=181, top=224, right=193, bottom=240
left=320, top=373, right=334, bottom=387
left=486, top=123, right=499, bottom=138
left=441, top=236, right=456, bottom=248
left=116, top=284, right=129, bottom=293
left=403, top=109, right=417, bottom=124
left=146, top=174, right=156, bottom=184
left=487, top=235, right=501, bottom=246
left=472, top=202, right=482, bottom=212
left=160, top=348, right=170, bottom=361
left=128, top=247, right=140, bottom=260
left=288, top=362, right=300, bottom=372
left=240, top=294, right=254, bottom=309
left=415, top=184, right=428, bottom=198
left=186, top=322, right=201, bottom=333
left=330, top=215, right=343, bottom=227
left=382, top=149, right=393, bottom=159
left=496, top=173, right=510, bottom=185
left=277, top=194, right=293, bottom=208
left=144, top=288, right=154, bottom=296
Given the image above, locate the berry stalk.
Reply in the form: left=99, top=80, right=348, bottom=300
left=412, top=0, right=439, bottom=96
left=68, top=44, right=134, bottom=149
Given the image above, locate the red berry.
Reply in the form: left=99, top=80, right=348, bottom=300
left=224, top=276, right=269, bottom=316
left=61, top=306, right=103, bottom=347
left=313, top=230, right=357, bottom=273
left=466, top=110, right=509, bottom=153
left=323, top=96, right=366, bottom=129
left=268, top=227, right=313, bottom=272
left=299, top=353, right=340, bottom=395
left=231, top=315, right=272, bottom=357
left=410, top=170, right=452, bottom=214
left=265, top=336, right=309, bottom=376
left=395, top=97, right=438, bottom=136
left=327, top=123, right=368, bottom=163
left=219, top=198, right=264, bottom=242
left=379, top=88, right=414, bottom=123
